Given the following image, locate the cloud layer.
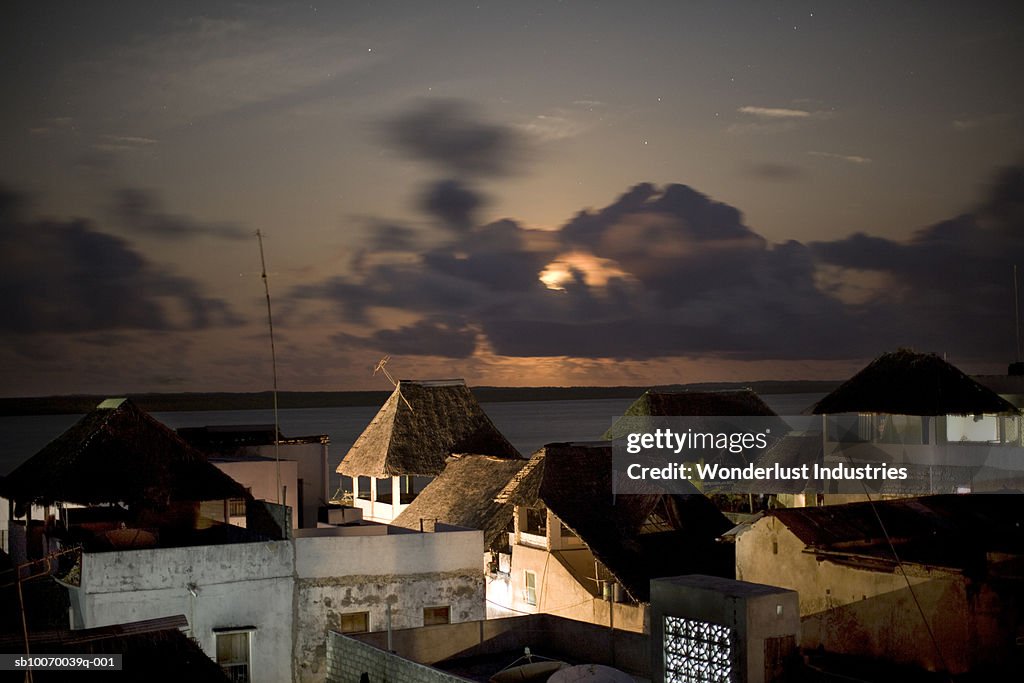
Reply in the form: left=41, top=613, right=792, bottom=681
left=0, top=187, right=243, bottom=335
left=288, top=99, right=1024, bottom=366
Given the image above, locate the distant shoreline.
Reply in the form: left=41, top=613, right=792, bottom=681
left=0, top=380, right=840, bottom=416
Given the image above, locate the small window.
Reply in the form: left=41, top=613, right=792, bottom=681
left=215, top=631, right=251, bottom=683
left=228, top=497, right=247, bottom=517
left=339, top=611, right=369, bottom=634
left=423, top=606, right=450, bottom=626
left=524, top=570, right=537, bottom=606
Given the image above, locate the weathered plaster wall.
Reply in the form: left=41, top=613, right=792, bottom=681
left=80, top=541, right=295, bottom=683
left=294, top=529, right=485, bottom=683
left=736, top=515, right=976, bottom=673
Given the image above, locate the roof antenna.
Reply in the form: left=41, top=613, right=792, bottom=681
left=256, top=230, right=282, bottom=505
left=1015, top=265, right=1021, bottom=363
left=375, top=356, right=414, bottom=412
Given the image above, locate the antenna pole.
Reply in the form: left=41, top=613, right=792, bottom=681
left=1015, top=265, right=1021, bottom=363
left=257, top=230, right=282, bottom=505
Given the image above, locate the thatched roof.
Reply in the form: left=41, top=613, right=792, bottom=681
left=0, top=398, right=249, bottom=508
left=338, top=380, right=520, bottom=477
left=811, top=349, right=1019, bottom=416
left=501, top=442, right=733, bottom=602
left=392, top=454, right=526, bottom=547
left=602, top=389, right=787, bottom=440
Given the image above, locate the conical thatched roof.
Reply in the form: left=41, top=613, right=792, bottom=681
left=392, top=454, right=526, bottom=547
left=0, top=398, right=248, bottom=508
left=338, top=380, right=521, bottom=478
left=602, top=388, right=788, bottom=440
left=500, top=442, right=733, bottom=602
left=810, top=349, right=1019, bottom=416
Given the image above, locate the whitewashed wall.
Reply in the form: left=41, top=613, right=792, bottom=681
left=78, top=541, right=295, bottom=683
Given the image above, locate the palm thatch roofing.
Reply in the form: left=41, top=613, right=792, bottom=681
left=0, top=398, right=249, bottom=508
left=338, top=380, right=521, bottom=478
left=602, top=389, right=787, bottom=440
left=500, top=442, right=734, bottom=602
left=811, top=349, right=1019, bottom=416
left=392, top=454, right=527, bottom=547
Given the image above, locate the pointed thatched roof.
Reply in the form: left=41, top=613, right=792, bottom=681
left=338, top=380, right=521, bottom=478
left=392, top=454, right=527, bottom=547
left=0, top=398, right=248, bottom=508
left=810, top=349, right=1019, bottom=416
left=501, top=442, right=733, bottom=602
left=602, top=388, right=787, bottom=440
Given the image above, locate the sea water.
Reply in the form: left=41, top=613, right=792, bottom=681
left=0, top=394, right=824, bottom=494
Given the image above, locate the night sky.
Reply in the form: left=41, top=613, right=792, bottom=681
left=1, top=1, right=1023, bottom=396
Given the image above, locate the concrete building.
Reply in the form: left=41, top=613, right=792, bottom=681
left=735, top=494, right=1024, bottom=675
left=487, top=441, right=734, bottom=632
left=179, top=424, right=330, bottom=529
left=60, top=521, right=484, bottom=683
left=338, top=379, right=521, bottom=523
left=650, top=575, right=799, bottom=683
left=324, top=576, right=801, bottom=683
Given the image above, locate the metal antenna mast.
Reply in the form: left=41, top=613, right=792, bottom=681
left=1015, top=265, right=1021, bottom=362
left=256, top=230, right=281, bottom=504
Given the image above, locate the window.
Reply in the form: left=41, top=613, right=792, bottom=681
left=423, top=606, right=450, bottom=626
left=523, top=507, right=547, bottom=536
left=228, top=497, right=247, bottom=517
left=524, top=570, right=537, bottom=606
left=215, top=630, right=252, bottom=683
left=339, top=611, right=369, bottom=634
left=664, top=615, right=734, bottom=683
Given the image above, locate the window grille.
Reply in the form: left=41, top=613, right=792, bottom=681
left=664, top=615, right=734, bottom=683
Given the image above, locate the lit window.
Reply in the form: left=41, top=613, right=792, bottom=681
left=215, top=629, right=253, bottom=683
left=339, top=612, right=369, bottom=634
left=524, top=570, right=537, bottom=606
left=423, top=606, right=450, bottom=626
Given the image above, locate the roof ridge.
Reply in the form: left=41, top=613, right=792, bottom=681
left=494, top=451, right=545, bottom=503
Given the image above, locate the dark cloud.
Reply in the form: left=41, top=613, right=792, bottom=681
left=418, top=179, right=486, bottom=231
left=334, top=317, right=477, bottom=358
left=364, top=221, right=419, bottom=251
left=293, top=181, right=860, bottom=360
left=745, top=163, right=806, bottom=181
left=810, top=162, right=1024, bottom=359
left=383, top=99, right=528, bottom=177
left=114, top=188, right=249, bottom=240
left=293, top=164, right=1024, bottom=363
left=421, top=219, right=551, bottom=292
left=0, top=186, right=243, bottom=334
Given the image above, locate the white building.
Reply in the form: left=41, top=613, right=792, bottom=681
left=61, top=520, right=484, bottom=683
